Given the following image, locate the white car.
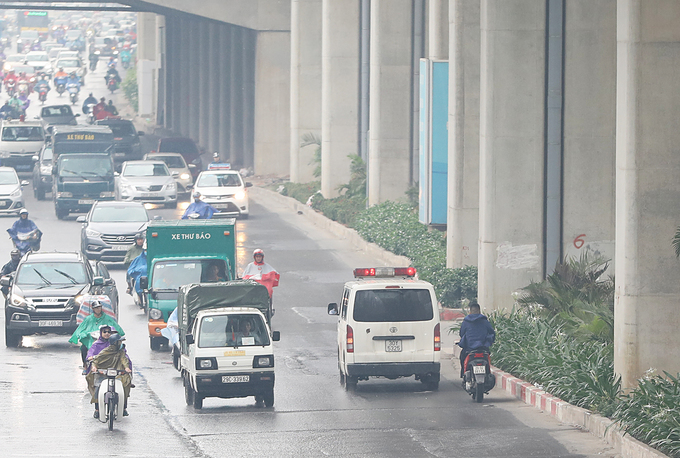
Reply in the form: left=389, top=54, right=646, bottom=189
left=193, top=169, right=251, bottom=218
left=54, top=57, right=86, bottom=84
left=24, top=51, right=52, bottom=76
left=115, top=160, right=178, bottom=208
left=0, top=167, right=29, bottom=214
left=144, top=152, right=193, bottom=194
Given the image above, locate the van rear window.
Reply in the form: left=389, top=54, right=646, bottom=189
left=353, top=289, right=433, bottom=322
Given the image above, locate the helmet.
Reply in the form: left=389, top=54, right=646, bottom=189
left=213, top=152, right=219, bottom=159
left=108, top=333, right=125, bottom=345
left=91, top=300, right=102, bottom=308
left=134, top=232, right=145, bottom=241
left=88, top=92, right=93, bottom=97
left=253, top=249, right=264, bottom=257
left=59, top=67, right=64, bottom=71
left=19, top=209, right=28, bottom=215
left=193, top=191, right=201, bottom=199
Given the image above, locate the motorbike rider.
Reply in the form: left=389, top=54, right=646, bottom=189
left=106, top=100, right=119, bottom=116
left=54, top=67, right=68, bottom=83
left=124, top=233, right=145, bottom=294
left=0, top=101, right=17, bottom=119
left=92, top=97, right=108, bottom=119
left=7, top=209, right=41, bottom=256
left=8, top=94, right=24, bottom=114
left=82, top=92, right=97, bottom=114
left=242, top=249, right=280, bottom=299
left=105, top=65, right=121, bottom=87
left=0, top=249, right=22, bottom=297
left=127, top=249, right=147, bottom=306
left=69, top=300, right=125, bottom=369
left=457, top=301, right=496, bottom=378
left=66, top=72, right=81, bottom=90
left=86, top=328, right=133, bottom=418
left=120, top=46, right=131, bottom=64
left=88, top=49, right=99, bottom=69
left=33, top=73, right=51, bottom=94
left=3, top=70, right=17, bottom=90
left=181, top=191, right=218, bottom=220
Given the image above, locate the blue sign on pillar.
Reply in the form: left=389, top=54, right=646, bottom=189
left=419, top=59, right=449, bottom=225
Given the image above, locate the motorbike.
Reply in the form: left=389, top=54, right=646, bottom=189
left=89, top=52, right=99, bottom=71
left=12, top=229, right=42, bottom=256
left=462, top=349, right=496, bottom=403
left=86, top=103, right=96, bottom=124
left=120, top=52, right=131, bottom=69
left=55, top=78, right=66, bottom=96
left=95, top=368, right=126, bottom=431
left=38, top=87, right=48, bottom=104
left=67, top=83, right=80, bottom=105
left=5, top=80, right=16, bottom=97
left=17, top=82, right=29, bottom=98
left=106, top=76, right=118, bottom=94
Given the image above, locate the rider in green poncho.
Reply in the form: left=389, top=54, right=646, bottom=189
left=69, top=300, right=125, bottom=368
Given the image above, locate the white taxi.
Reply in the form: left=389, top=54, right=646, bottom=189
left=328, top=267, right=441, bottom=391
left=193, top=168, right=251, bottom=219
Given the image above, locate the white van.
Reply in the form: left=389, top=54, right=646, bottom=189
left=0, top=120, right=46, bottom=172
left=328, top=267, right=441, bottom=391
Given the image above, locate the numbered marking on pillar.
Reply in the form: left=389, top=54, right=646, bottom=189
left=573, top=234, right=586, bottom=249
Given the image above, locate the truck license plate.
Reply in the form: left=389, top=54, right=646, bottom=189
left=39, top=320, right=63, bottom=327
left=78, top=199, right=95, bottom=205
left=473, top=365, right=486, bottom=374
left=222, top=375, right=249, bottom=383
left=385, top=340, right=402, bottom=352
left=141, top=193, right=156, bottom=197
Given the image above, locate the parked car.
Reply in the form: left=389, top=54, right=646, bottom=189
left=78, top=201, right=151, bottom=262
left=193, top=169, right=251, bottom=218
left=115, top=160, right=177, bottom=208
left=0, top=166, right=29, bottom=214
left=154, top=137, right=202, bottom=179
left=144, top=152, right=193, bottom=194
left=31, top=143, right=53, bottom=200
left=95, top=118, right=144, bottom=164
left=2, top=251, right=119, bottom=347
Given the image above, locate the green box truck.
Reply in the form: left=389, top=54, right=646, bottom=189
left=141, top=219, right=236, bottom=350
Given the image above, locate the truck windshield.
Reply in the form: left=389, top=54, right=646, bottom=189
left=152, top=260, right=228, bottom=290
left=16, top=262, right=88, bottom=286
left=353, top=289, right=434, bottom=322
left=59, top=156, right=112, bottom=178
left=198, top=314, right=269, bottom=348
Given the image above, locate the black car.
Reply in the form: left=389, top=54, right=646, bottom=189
left=2, top=251, right=119, bottom=347
left=31, top=143, right=53, bottom=201
left=78, top=201, right=151, bottom=262
left=38, top=105, right=79, bottom=135
left=95, top=118, right=144, bottom=165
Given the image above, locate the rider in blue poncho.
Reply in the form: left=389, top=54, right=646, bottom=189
left=7, top=209, right=41, bottom=255
left=181, top=191, right=219, bottom=219
left=126, top=251, right=147, bottom=296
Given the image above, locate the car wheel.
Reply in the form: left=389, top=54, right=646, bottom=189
left=5, top=328, right=21, bottom=347
left=56, top=208, right=68, bottom=220
left=239, top=213, right=249, bottom=220
left=37, top=186, right=45, bottom=201
left=165, top=201, right=177, bottom=209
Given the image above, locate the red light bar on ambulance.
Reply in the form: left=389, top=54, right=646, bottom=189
left=207, top=163, right=231, bottom=170
left=353, top=267, right=417, bottom=278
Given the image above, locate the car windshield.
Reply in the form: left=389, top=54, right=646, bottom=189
left=198, top=314, right=270, bottom=348
left=12, top=66, right=35, bottom=75
left=7, top=55, right=24, bottom=62
left=106, top=123, right=136, bottom=137
left=123, top=163, right=169, bottom=177
left=1, top=126, right=44, bottom=142
left=94, top=38, right=106, bottom=45
left=27, top=54, right=49, bottom=61
left=353, top=289, right=434, bottom=322
left=90, top=205, right=148, bottom=222
left=197, top=173, right=242, bottom=187
left=42, top=106, right=74, bottom=117
left=151, top=155, right=186, bottom=169
left=57, top=59, right=79, bottom=68
left=16, top=262, right=88, bottom=286
left=0, top=170, right=18, bottom=185
left=41, top=148, right=53, bottom=161
left=151, top=260, right=227, bottom=290
left=59, top=156, right=113, bottom=177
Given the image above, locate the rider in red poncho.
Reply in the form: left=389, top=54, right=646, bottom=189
left=241, top=249, right=280, bottom=298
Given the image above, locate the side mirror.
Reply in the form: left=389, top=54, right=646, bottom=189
left=104, top=278, right=114, bottom=286
left=20, top=180, right=29, bottom=187
left=33, top=116, right=39, bottom=119
left=186, top=185, right=194, bottom=191
left=185, top=334, right=194, bottom=345
left=328, top=303, right=339, bottom=315
left=272, top=331, right=280, bottom=342
left=92, top=276, right=104, bottom=286
left=75, top=113, right=81, bottom=117
left=32, top=155, right=39, bottom=162
left=138, top=131, right=145, bottom=136
left=114, top=171, right=119, bottom=177
left=188, top=164, right=197, bottom=169
left=153, top=215, right=162, bottom=220
left=0, top=275, right=12, bottom=287
left=76, top=215, right=86, bottom=223
left=171, top=171, right=179, bottom=177
left=139, top=276, right=148, bottom=290
left=245, top=182, right=253, bottom=188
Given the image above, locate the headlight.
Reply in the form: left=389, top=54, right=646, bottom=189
left=75, top=295, right=84, bottom=305
left=0, top=151, right=10, bottom=158
left=234, top=191, right=246, bottom=201
left=10, top=293, right=27, bottom=308
left=180, top=173, right=190, bottom=180
left=253, top=355, right=274, bottom=368
left=85, top=228, right=101, bottom=237
left=10, top=187, right=22, bottom=198
left=57, top=191, right=73, bottom=198
left=195, top=357, right=217, bottom=370
left=149, top=308, right=162, bottom=320
left=166, top=182, right=176, bottom=191
left=100, top=191, right=114, bottom=198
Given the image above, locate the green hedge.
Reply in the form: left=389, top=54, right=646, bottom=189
left=121, top=64, right=138, bottom=113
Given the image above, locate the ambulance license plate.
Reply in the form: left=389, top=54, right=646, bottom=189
left=385, top=340, right=402, bottom=352
left=222, top=375, right=249, bottom=383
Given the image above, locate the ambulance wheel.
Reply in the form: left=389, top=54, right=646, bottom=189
left=263, top=389, right=274, bottom=408
left=193, top=394, right=203, bottom=410
left=345, top=375, right=357, bottom=392
left=184, top=374, right=194, bottom=406
left=339, top=370, right=345, bottom=386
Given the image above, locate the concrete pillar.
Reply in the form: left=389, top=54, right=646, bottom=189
left=446, top=0, right=480, bottom=269
left=198, top=25, right=210, bottom=147
left=177, top=23, right=190, bottom=136
left=429, top=0, right=449, bottom=59
left=321, top=0, right=359, bottom=198
left=290, top=0, right=322, bottom=183
left=218, top=25, right=231, bottom=164
left=478, top=0, right=546, bottom=311
left=615, top=0, right=680, bottom=388
left=188, top=20, right=201, bottom=141
left=228, top=27, right=242, bottom=166
left=562, top=1, right=616, bottom=265
left=367, top=0, right=413, bottom=205
left=136, top=12, right=157, bottom=117
left=206, top=22, right=220, bottom=155
left=253, top=30, right=290, bottom=175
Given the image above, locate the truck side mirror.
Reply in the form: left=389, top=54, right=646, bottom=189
left=185, top=334, right=194, bottom=345
left=0, top=275, right=12, bottom=287
left=272, top=331, right=280, bottom=342
left=138, top=131, right=145, bottom=136
left=93, top=276, right=104, bottom=286
left=245, top=182, right=253, bottom=188
left=139, top=276, right=148, bottom=290
left=327, top=303, right=339, bottom=315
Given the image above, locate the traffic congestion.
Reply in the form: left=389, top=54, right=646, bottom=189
left=0, top=8, right=618, bottom=458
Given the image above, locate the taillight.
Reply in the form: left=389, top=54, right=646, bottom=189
left=346, top=325, right=354, bottom=353
left=434, top=323, right=440, bottom=351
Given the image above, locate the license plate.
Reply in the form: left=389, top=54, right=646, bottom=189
left=213, top=204, right=230, bottom=209
left=113, top=152, right=126, bottom=157
left=111, top=245, right=129, bottom=250
left=222, top=375, right=249, bottom=383
left=385, top=340, right=402, bottom=352
left=141, top=193, right=156, bottom=197
left=16, top=165, right=31, bottom=171
left=39, top=320, right=63, bottom=327
left=78, top=199, right=95, bottom=205
left=473, top=365, right=486, bottom=374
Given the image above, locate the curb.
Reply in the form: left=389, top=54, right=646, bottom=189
left=249, top=186, right=411, bottom=268
left=492, top=367, right=669, bottom=458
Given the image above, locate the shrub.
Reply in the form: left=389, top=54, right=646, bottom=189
left=275, top=181, right=320, bottom=204
left=121, top=64, right=138, bottom=112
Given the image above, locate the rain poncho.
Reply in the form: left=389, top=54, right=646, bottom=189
left=242, top=261, right=280, bottom=297
left=181, top=200, right=218, bottom=219
left=69, top=305, right=123, bottom=350
left=7, top=217, right=40, bottom=253
left=127, top=251, right=147, bottom=295
left=160, top=307, right=179, bottom=347
left=85, top=342, right=132, bottom=403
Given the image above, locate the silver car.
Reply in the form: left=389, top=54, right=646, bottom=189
left=115, top=161, right=177, bottom=208
left=0, top=167, right=29, bottom=214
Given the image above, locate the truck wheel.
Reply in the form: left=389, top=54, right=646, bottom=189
left=184, top=374, right=194, bottom=406
left=5, top=329, right=21, bottom=347
left=36, top=187, right=45, bottom=201
left=193, top=394, right=203, bottom=410
left=55, top=208, right=68, bottom=220
left=339, top=370, right=345, bottom=387
left=345, top=375, right=358, bottom=392
left=150, top=336, right=162, bottom=351
left=172, top=346, right=180, bottom=371
left=263, top=389, right=274, bottom=408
